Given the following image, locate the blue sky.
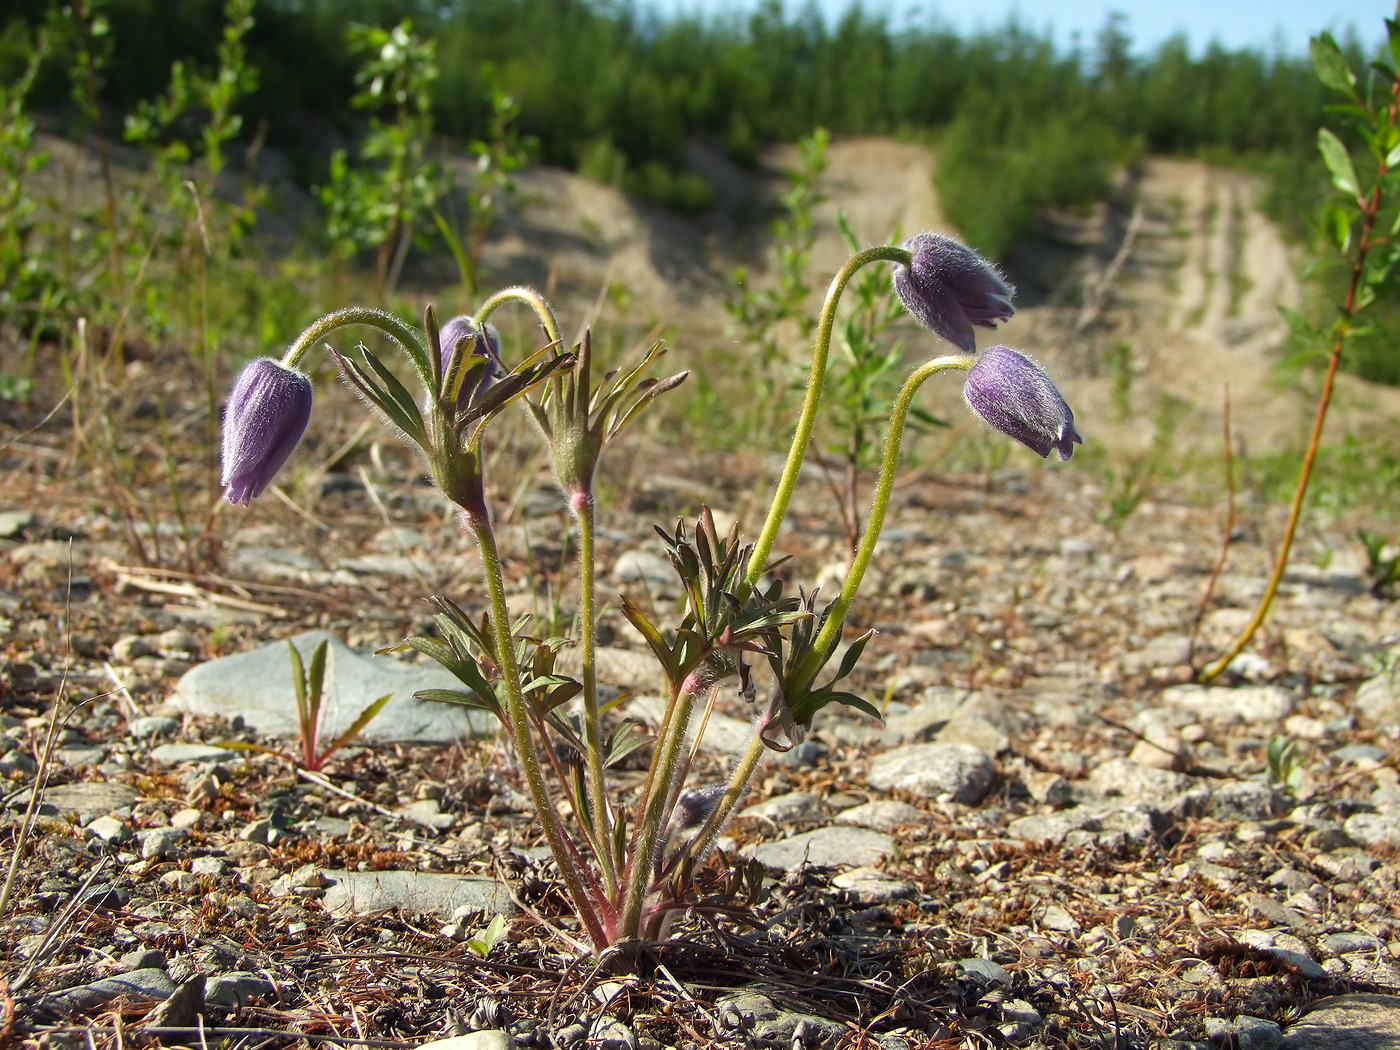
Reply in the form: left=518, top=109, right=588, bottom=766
left=644, top=0, right=1391, bottom=55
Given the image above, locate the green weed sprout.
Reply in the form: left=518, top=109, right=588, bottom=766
left=218, top=639, right=391, bottom=772
left=217, top=229, right=1079, bottom=953
left=1265, top=734, right=1305, bottom=794
left=1357, top=528, right=1400, bottom=598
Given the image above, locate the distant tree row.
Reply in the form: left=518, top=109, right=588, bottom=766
left=0, top=0, right=1364, bottom=255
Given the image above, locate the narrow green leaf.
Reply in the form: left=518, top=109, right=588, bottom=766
left=288, top=641, right=312, bottom=741
left=415, top=687, right=502, bottom=716
left=359, top=345, right=428, bottom=436
left=1318, top=128, right=1361, bottom=198
left=320, top=691, right=393, bottom=759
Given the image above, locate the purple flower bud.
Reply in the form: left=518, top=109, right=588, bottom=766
left=963, top=346, right=1082, bottom=460
left=893, top=232, right=1015, bottom=352
left=439, top=315, right=504, bottom=409
left=221, top=358, right=314, bottom=505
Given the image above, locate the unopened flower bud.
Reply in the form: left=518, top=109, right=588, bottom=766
left=963, top=346, right=1081, bottom=460
left=439, top=315, right=504, bottom=409
left=221, top=358, right=314, bottom=505
left=893, top=232, right=1014, bottom=352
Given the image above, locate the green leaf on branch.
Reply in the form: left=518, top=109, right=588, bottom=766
left=1311, top=32, right=1357, bottom=96
left=1318, top=128, right=1361, bottom=199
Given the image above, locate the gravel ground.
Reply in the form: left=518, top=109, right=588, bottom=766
left=3, top=409, right=1400, bottom=1048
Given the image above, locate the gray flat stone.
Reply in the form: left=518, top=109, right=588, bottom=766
left=418, top=1034, right=516, bottom=1050
left=173, top=630, right=492, bottom=743
left=749, top=825, right=893, bottom=871
left=151, top=743, right=239, bottom=766
left=319, top=869, right=513, bottom=918
left=867, top=742, right=995, bottom=804
left=1344, top=812, right=1400, bottom=849
left=832, top=866, right=916, bottom=904
left=1161, top=684, right=1295, bottom=724
left=36, top=968, right=175, bottom=1016
left=39, top=782, right=140, bottom=824
left=1283, top=994, right=1400, bottom=1049
left=740, top=790, right=823, bottom=824
left=1206, top=1015, right=1283, bottom=1050
left=833, top=800, right=926, bottom=829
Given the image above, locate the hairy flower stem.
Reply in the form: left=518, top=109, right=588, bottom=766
left=281, top=306, right=431, bottom=387
left=686, top=355, right=974, bottom=866
left=1202, top=76, right=1399, bottom=681
left=475, top=285, right=563, bottom=350
left=619, top=676, right=708, bottom=937
left=573, top=491, right=617, bottom=895
left=743, top=245, right=912, bottom=588
left=792, top=355, right=973, bottom=690
left=465, top=510, right=608, bottom=950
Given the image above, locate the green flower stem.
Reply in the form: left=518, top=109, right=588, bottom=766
left=282, top=306, right=432, bottom=389
left=574, top=492, right=617, bottom=896
left=619, top=678, right=701, bottom=937
left=465, top=513, right=608, bottom=950
left=475, top=286, right=563, bottom=350
left=687, top=354, right=974, bottom=867
left=743, top=245, right=912, bottom=587
left=790, top=354, right=974, bottom=693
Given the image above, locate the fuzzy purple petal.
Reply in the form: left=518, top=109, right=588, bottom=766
left=221, top=358, right=314, bottom=505
left=963, top=346, right=1082, bottom=461
left=894, top=233, right=1014, bottom=351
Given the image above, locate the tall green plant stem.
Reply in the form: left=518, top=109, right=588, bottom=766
left=465, top=511, right=608, bottom=950
left=574, top=492, right=617, bottom=895
left=1201, top=80, right=1397, bottom=681
left=743, top=245, right=912, bottom=587
left=689, top=353, right=973, bottom=864
left=282, top=306, right=431, bottom=387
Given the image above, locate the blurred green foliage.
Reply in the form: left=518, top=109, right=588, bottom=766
left=0, top=0, right=1348, bottom=236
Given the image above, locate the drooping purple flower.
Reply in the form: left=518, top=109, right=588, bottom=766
left=893, top=232, right=1015, bottom=352
left=221, top=358, right=314, bottom=505
left=438, top=315, right=504, bottom=410
left=963, top=346, right=1082, bottom=460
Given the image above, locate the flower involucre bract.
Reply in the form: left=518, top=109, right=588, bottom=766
left=221, top=358, right=314, bottom=505
left=893, top=232, right=1015, bottom=352
left=964, top=346, right=1081, bottom=460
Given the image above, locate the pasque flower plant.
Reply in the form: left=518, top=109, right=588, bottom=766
left=219, top=227, right=1079, bottom=954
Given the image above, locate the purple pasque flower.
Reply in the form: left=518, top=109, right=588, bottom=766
left=438, top=315, right=504, bottom=410
left=221, top=358, right=314, bottom=505
left=893, top=232, right=1014, bottom=352
left=964, top=346, right=1082, bottom=460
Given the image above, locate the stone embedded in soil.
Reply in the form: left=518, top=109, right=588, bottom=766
left=418, top=1034, right=517, bottom=1050
left=832, top=866, right=916, bottom=904
left=715, top=991, right=846, bottom=1050
left=1205, top=1015, right=1283, bottom=1050
left=35, top=968, right=176, bottom=1017
left=866, top=742, right=995, bottom=804
left=832, top=799, right=925, bottom=829
left=173, top=630, right=493, bottom=743
left=151, top=743, right=240, bottom=766
left=739, top=790, right=822, bottom=824
left=1282, top=994, right=1400, bottom=1050
left=36, top=781, right=139, bottom=824
left=748, top=825, right=893, bottom=871
left=319, top=869, right=514, bottom=918
left=1160, top=683, right=1296, bottom=724
left=1343, top=811, right=1400, bottom=849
